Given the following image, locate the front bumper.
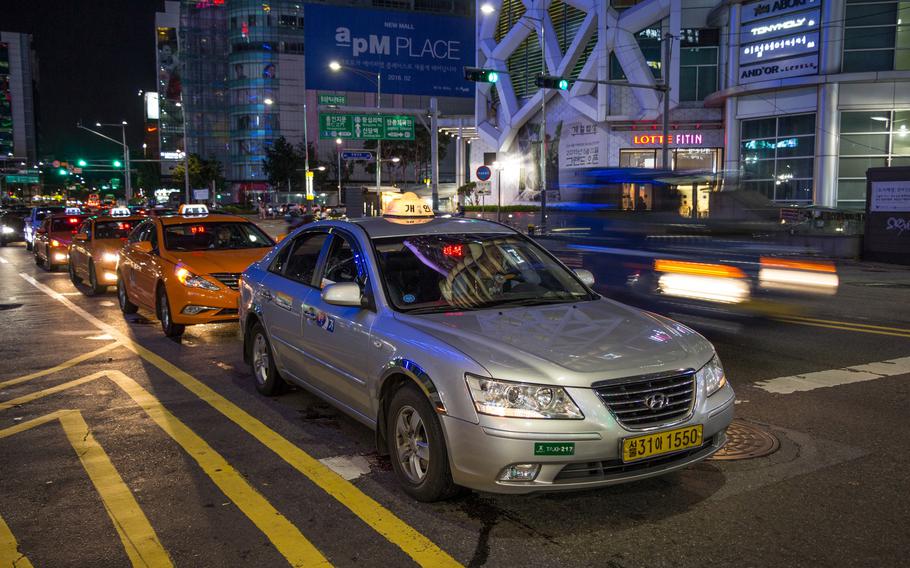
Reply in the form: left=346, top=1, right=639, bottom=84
left=50, top=246, right=70, bottom=264
left=169, top=285, right=240, bottom=325
left=442, top=383, right=735, bottom=494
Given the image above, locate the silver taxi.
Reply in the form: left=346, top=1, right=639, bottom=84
left=239, top=199, right=734, bottom=501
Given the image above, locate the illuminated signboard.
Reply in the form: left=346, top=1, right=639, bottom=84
left=743, top=8, right=819, bottom=41
left=741, top=0, right=820, bottom=24
left=633, top=134, right=704, bottom=146
left=738, top=0, right=821, bottom=84
left=741, top=31, right=818, bottom=64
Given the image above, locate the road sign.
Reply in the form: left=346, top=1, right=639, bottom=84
left=319, top=113, right=415, bottom=141
left=341, top=151, right=374, bottom=161
left=475, top=165, right=492, bottom=182
left=475, top=180, right=492, bottom=195
left=318, top=94, right=347, bottom=106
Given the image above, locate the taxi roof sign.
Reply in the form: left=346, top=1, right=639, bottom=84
left=178, top=204, right=209, bottom=216
left=65, top=207, right=82, bottom=215
left=110, top=207, right=132, bottom=217
left=383, top=192, right=434, bottom=218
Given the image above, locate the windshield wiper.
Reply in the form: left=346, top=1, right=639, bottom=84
left=400, top=305, right=477, bottom=315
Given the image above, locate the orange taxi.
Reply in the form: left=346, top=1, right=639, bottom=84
left=33, top=212, right=90, bottom=271
left=116, top=204, right=274, bottom=337
left=68, top=208, right=145, bottom=295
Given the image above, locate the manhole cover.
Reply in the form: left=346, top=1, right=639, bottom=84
left=710, top=419, right=779, bottom=461
left=0, top=303, right=23, bottom=311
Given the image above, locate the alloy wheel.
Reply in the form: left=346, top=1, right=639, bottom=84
left=394, top=405, right=430, bottom=484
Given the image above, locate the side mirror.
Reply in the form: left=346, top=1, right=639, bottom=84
left=321, top=282, right=363, bottom=307
left=574, top=268, right=595, bottom=287
left=133, top=241, right=154, bottom=254
left=73, top=233, right=89, bottom=242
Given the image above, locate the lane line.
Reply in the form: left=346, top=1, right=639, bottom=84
left=775, top=317, right=910, bottom=339
left=0, top=511, right=33, bottom=568
left=0, top=371, right=330, bottom=567
left=0, top=342, right=120, bottom=389
left=755, top=356, right=910, bottom=394
left=18, top=272, right=461, bottom=567
left=0, top=409, right=171, bottom=567
left=779, top=315, right=910, bottom=333
left=0, top=257, right=9, bottom=264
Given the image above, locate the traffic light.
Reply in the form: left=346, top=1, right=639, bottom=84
left=77, top=159, right=87, bottom=167
left=464, top=67, right=499, bottom=84
left=58, top=168, right=68, bottom=176
left=535, top=74, right=570, bottom=90
left=113, top=160, right=122, bottom=168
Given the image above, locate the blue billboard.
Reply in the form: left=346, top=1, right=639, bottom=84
left=304, top=3, right=474, bottom=98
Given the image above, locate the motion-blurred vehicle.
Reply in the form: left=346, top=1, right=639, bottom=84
left=33, top=212, right=89, bottom=271
left=23, top=205, right=65, bottom=250
left=239, top=193, right=734, bottom=501
left=117, top=204, right=274, bottom=337
left=0, top=208, right=27, bottom=246
left=68, top=208, right=145, bottom=295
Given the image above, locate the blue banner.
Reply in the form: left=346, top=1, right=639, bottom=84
left=304, top=3, right=474, bottom=98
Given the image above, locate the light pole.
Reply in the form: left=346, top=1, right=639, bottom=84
left=78, top=121, right=132, bottom=201
left=329, top=61, right=382, bottom=194
left=335, top=138, right=343, bottom=204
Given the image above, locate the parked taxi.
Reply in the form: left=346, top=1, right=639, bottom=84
left=117, top=204, right=274, bottom=337
left=33, top=212, right=89, bottom=271
left=68, top=207, right=145, bottom=295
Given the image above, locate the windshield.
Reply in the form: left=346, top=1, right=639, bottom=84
left=50, top=216, right=85, bottom=232
left=163, top=222, right=273, bottom=251
left=373, top=233, right=593, bottom=313
left=94, top=220, right=136, bottom=239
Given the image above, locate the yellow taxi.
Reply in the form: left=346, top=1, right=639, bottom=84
left=33, top=212, right=89, bottom=271
left=68, top=208, right=145, bottom=295
left=117, top=204, right=274, bottom=337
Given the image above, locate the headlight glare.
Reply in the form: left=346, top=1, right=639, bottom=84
left=698, top=355, right=727, bottom=396
left=1, top=226, right=13, bottom=234
left=466, top=375, right=583, bottom=419
left=175, top=265, right=220, bottom=291
left=101, top=252, right=120, bottom=264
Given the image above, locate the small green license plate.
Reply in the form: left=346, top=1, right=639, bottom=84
left=534, top=442, right=575, bottom=456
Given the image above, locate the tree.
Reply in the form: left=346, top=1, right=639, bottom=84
left=172, top=154, right=225, bottom=192
left=263, top=136, right=303, bottom=191
left=136, top=162, right=161, bottom=194
left=363, top=127, right=451, bottom=184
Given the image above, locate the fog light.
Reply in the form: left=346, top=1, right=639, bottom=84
left=53, top=253, right=68, bottom=262
left=498, top=463, right=541, bottom=482
left=181, top=305, right=218, bottom=315
left=103, top=272, right=118, bottom=282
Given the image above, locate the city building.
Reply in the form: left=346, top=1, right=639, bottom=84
left=0, top=31, right=38, bottom=164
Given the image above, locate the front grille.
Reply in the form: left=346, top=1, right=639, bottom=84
left=553, top=436, right=715, bottom=483
left=210, top=273, right=241, bottom=290
left=594, top=371, right=695, bottom=429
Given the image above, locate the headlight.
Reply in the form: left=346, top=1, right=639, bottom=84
left=101, top=252, right=120, bottom=264
left=175, top=266, right=220, bottom=291
left=51, top=239, right=61, bottom=247
left=1, top=226, right=13, bottom=234
left=697, top=355, right=727, bottom=396
left=465, top=375, right=584, bottom=419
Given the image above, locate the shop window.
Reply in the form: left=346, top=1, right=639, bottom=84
left=740, top=113, right=815, bottom=203
left=678, top=29, right=719, bottom=102
left=837, top=109, right=910, bottom=205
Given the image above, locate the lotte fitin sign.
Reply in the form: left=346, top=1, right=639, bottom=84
left=632, top=134, right=704, bottom=146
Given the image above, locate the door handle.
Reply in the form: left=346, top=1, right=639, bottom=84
left=259, top=289, right=272, bottom=301
left=303, top=309, right=317, bottom=320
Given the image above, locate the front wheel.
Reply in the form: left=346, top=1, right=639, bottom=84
left=117, top=275, right=138, bottom=314
left=386, top=383, right=460, bottom=502
left=69, top=259, right=82, bottom=286
left=157, top=285, right=185, bottom=337
left=87, top=262, right=106, bottom=295
left=25, top=239, right=32, bottom=251
left=249, top=322, right=286, bottom=395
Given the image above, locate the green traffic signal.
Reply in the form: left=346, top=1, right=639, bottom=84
left=58, top=168, right=68, bottom=176
left=464, top=67, right=500, bottom=84
left=488, top=71, right=499, bottom=84
left=113, top=160, right=122, bottom=168
left=535, top=74, right=571, bottom=90
left=77, top=159, right=87, bottom=167
left=558, top=79, right=569, bottom=90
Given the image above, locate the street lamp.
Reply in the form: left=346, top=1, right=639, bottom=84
left=78, top=120, right=132, bottom=201
left=329, top=61, right=382, bottom=194
left=335, top=138, right=343, bottom=204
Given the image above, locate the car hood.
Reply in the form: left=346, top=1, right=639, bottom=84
left=166, top=248, right=271, bottom=275
left=394, top=299, right=714, bottom=387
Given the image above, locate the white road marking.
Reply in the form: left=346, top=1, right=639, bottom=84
left=0, top=257, right=8, bottom=264
left=87, top=334, right=115, bottom=341
left=318, top=455, right=372, bottom=481
left=755, top=356, right=910, bottom=394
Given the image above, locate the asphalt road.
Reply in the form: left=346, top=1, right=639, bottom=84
left=1, top=232, right=908, bottom=568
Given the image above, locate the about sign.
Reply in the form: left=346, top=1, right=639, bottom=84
left=741, top=0, right=820, bottom=24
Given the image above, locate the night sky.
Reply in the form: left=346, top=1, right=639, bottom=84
left=0, top=0, right=162, bottom=161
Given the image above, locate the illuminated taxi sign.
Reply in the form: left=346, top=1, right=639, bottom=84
left=178, top=204, right=209, bottom=216
left=383, top=192, right=434, bottom=218
left=110, top=207, right=132, bottom=217
left=65, top=207, right=82, bottom=215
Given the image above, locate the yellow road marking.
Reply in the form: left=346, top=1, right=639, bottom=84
left=775, top=317, right=910, bottom=339
left=0, top=512, right=34, bottom=568
left=0, top=342, right=119, bottom=389
left=0, top=371, right=330, bottom=568
left=0, top=409, right=170, bottom=567
left=18, top=272, right=462, bottom=567
left=779, top=315, right=910, bottom=334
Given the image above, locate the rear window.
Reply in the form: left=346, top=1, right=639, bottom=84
left=35, top=207, right=64, bottom=221
left=163, top=222, right=273, bottom=251
left=94, top=220, right=136, bottom=239
left=50, top=216, right=85, bottom=232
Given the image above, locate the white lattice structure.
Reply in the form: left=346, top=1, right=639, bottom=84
left=475, top=0, right=681, bottom=151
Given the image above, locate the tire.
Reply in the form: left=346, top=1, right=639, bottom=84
left=248, top=322, right=286, bottom=396
left=69, top=259, right=82, bottom=286
left=87, top=261, right=106, bottom=296
left=156, top=285, right=185, bottom=337
left=25, top=239, right=32, bottom=251
left=43, top=248, right=53, bottom=271
left=386, top=383, right=459, bottom=502
left=117, top=275, right=138, bottom=314
left=0, top=239, right=7, bottom=247
left=34, top=250, right=41, bottom=266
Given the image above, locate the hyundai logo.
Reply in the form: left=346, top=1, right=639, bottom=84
left=644, top=393, right=669, bottom=410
